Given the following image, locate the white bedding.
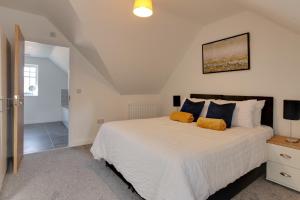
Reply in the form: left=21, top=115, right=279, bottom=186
left=91, top=117, right=273, bottom=200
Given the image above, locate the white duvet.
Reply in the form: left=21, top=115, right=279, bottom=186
left=91, top=117, right=273, bottom=200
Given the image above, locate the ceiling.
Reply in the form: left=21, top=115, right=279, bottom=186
left=0, top=0, right=115, bottom=87
left=0, top=0, right=299, bottom=94
left=25, top=41, right=69, bottom=73
left=25, top=41, right=54, bottom=58
left=156, top=0, right=243, bottom=24
left=235, top=0, right=300, bottom=34
left=68, top=0, right=201, bottom=94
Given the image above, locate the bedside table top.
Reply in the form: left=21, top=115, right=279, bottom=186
left=267, top=135, right=300, bottom=150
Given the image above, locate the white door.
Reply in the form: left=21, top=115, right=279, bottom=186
left=0, top=28, right=8, bottom=189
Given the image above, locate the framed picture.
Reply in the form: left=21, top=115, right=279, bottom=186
left=202, top=33, right=250, bottom=74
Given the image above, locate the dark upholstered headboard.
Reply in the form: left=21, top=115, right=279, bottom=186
left=190, top=94, right=274, bottom=128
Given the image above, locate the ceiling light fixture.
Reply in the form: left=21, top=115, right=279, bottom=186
left=133, top=0, right=153, bottom=18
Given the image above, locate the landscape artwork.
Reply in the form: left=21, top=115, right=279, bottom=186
left=202, top=33, right=250, bottom=74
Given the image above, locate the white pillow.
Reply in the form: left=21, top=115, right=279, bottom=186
left=217, top=99, right=257, bottom=128
left=254, top=100, right=266, bottom=126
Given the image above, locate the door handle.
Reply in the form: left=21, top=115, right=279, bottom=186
left=14, top=95, right=24, bottom=106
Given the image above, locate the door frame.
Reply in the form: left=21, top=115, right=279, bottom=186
left=23, top=40, right=71, bottom=151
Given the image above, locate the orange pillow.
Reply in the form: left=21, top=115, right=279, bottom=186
left=170, top=112, right=194, bottom=123
left=197, top=117, right=227, bottom=131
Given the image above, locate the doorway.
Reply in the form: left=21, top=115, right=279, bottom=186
left=23, top=41, right=70, bottom=154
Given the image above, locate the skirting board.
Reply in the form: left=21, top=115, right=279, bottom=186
left=24, top=119, right=64, bottom=125
left=69, top=137, right=93, bottom=147
left=0, top=176, right=4, bottom=191
left=0, top=170, right=5, bottom=192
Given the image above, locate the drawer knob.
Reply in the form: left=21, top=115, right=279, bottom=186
left=280, top=172, right=291, bottom=178
left=280, top=153, right=292, bottom=159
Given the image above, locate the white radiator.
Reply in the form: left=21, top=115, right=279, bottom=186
left=128, top=103, right=159, bottom=120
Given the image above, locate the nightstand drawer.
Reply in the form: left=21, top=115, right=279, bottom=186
left=267, top=161, right=300, bottom=192
left=268, top=144, right=300, bottom=169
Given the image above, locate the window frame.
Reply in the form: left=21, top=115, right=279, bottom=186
left=24, top=64, right=39, bottom=97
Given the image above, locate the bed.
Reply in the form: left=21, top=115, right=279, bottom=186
left=91, top=94, right=274, bottom=200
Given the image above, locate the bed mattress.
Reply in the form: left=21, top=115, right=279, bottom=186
left=91, top=117, right=273, bottom=200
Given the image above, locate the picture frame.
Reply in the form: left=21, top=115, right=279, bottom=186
left=202, top=33, right=250, bottom=74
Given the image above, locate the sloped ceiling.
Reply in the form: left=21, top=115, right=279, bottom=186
left=49, top=46, right=70, bottom=74
left=25, top=41, right=54, bottom=58
left=68, top=0, right=201, bottom=94
left=156, top=0, right=243, bottom=24
left=25, top=41, right=70, bottom=73
left=0, top=0, right=115, bottom=88
left=235, top=0, right=300, bottom=34
left=0, top=0, right=299, bottom=94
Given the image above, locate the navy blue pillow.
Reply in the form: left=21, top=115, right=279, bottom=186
left=206, top=101, right=236, bottom=128
left=180, top=99, right=205, bottom=122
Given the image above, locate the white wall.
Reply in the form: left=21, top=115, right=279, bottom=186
left=49, top=46, right=70, bottom=74
left=0, top=6, right=161, bottom=151
left=24, top=56, right=68, bottom=124
left=161, top=11, right=300, bottom=138
left=69, top=53, right=162, bottom=145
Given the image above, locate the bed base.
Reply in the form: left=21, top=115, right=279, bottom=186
left=105, top=161, right=266, bottom=200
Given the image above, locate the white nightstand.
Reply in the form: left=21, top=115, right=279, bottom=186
left=266, top=135, right=300, bottom=192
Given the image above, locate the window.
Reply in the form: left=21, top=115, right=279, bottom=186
left=24, top=64, right=38, bottom=96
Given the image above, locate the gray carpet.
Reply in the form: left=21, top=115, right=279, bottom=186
left=0, top=147, right=299, bottom=200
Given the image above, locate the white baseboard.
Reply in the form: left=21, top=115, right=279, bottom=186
left=69, top=137, right=93, bottom=147
left=0, top=174, right=4, bottom=191
left=24, top=119, right=63, bottom=125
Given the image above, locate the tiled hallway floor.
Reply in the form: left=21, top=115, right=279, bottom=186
left=24, top=122, right=68, bottom=154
